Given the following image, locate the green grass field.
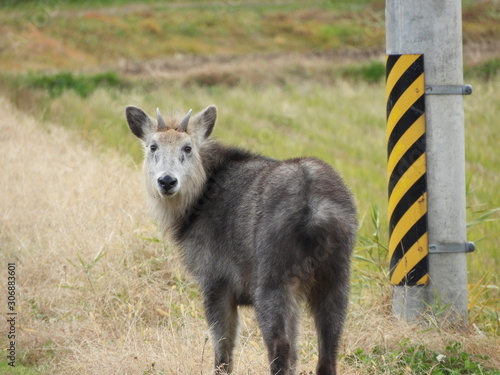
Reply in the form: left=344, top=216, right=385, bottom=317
left=0, top=0, right=499, bottom=373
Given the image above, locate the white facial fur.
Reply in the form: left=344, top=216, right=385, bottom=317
left=125, top=105, right=217, bottom=231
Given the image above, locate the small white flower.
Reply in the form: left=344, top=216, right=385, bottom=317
left=436, top=354, right=446, bottom=362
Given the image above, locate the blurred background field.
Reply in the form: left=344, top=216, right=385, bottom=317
left=0, top=1, right=499, bottom=374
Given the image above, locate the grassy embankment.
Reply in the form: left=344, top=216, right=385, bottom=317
left=0, top=1, right=499, bottom=374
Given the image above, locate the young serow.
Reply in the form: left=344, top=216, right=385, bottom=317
left=125, top=105, right=357, bottom=375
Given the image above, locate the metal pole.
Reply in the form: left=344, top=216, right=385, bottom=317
left=386, top=0, right=470, bottom=325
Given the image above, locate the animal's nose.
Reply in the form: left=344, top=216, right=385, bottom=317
left=158, top=175, right=178, bottom=193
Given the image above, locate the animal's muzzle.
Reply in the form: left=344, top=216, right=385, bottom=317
left=157, top=175, right=178, bottom=195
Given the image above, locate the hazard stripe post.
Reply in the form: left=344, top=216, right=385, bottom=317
left=386, top=0, right=473, bottom=325
left=386, top=54, right=428, bottom=286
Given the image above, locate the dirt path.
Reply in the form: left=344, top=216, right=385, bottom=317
left=117, top=47, right=385, bottom=83
left=115, top=40, right=499, bottom=87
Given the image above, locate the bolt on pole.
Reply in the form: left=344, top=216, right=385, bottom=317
left=386, top=0, right=472, bottom=326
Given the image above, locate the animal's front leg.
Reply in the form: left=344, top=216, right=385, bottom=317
left=203, top=280, right=239, bottom=374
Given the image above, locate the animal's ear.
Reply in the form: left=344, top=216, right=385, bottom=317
left=192, top=105, right=217, bottom=139
left=125, top=106, right=154, bottom=140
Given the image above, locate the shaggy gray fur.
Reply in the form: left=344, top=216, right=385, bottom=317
left=126, top=105, right=357, bottom=375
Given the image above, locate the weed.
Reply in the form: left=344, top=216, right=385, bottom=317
left=344, top=340, right=498, bottom=375
left=22, top=71, right=127, bottom=98
left=357, top=204, right=389, bottom=273
left=465, top=58, right=500, bottom=80
left=65, top=247, right=106, bottom=293
left=354, top=204, right=390, bottom=300
left=341, top=60, right=386, bottom=83
left=467, top=207, right=500, bottom=230
left=0, top=361, right=39, bottom=375
left=468, top=272, right=500, bottom=335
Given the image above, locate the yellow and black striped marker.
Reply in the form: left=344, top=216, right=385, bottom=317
left=386, top=54, right=428, bottom=286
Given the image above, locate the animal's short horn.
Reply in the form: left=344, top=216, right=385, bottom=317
left=156, top=108, right=167, bottom=130
left=178, top=109, right=192, bottom=132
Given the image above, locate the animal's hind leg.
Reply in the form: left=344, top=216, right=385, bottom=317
left=255, top=284, right=299, bottom=375
left=287, top=300, right=300, bottom=375
left=203, top=280, right=239, bottom=374
left=309, top=279, right=349, bottom=375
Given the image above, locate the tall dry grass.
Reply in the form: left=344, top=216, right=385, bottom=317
left=0, top=96, right=498, bottom=374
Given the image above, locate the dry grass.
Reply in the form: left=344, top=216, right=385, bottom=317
left=1, top=96, right=499, bottom=374
left=0, top=95, right=267, bottom=373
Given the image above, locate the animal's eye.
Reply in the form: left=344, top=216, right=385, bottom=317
left=183, top=145, right=192, bottom=153
left=150, top=144, right=158, bottom=152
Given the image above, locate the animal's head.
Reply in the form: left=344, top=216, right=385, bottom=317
left=125, top=105, right=217, bottom=201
